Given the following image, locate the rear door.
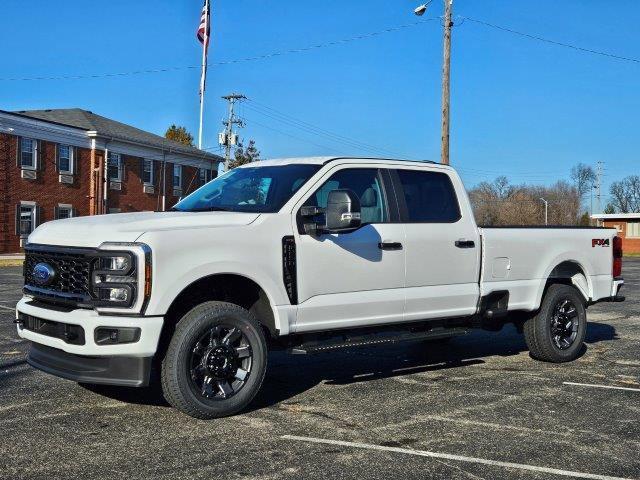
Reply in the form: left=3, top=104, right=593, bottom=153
left=392, top=167, right=481, bottom=321
left=293, top=165, right=406, bottom=332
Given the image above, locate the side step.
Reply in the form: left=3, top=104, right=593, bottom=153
left=288, top=327, right=469, bottom=355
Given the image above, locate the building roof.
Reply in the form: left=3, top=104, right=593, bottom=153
left=12, top=108, right=220, bottom=162
left=591, top=213, right=640, bottom=220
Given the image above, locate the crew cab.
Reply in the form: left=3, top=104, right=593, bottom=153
left=16, top=157, right=625, bottom=419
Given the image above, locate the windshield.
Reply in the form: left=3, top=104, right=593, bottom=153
left=173, top=164, right=321, bottom=213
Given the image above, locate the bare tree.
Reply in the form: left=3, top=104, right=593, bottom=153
left=608, top=175, right=640, bottom=213
left=469, top=178, right=580, bottom=226
left=570, top=163, right=596, bottom=199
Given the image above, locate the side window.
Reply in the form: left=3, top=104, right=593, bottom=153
left=107, top=152, right=122, bottom=181
left=305, top=168, right=388, bottom=224
left=16, top=203, right=37, bottom=236
left=20, top=138, right=37, bottom=169
left=58, top=145, right=74, bottom=174
left=55, top=204, right=74, bottom=220
left=173, top=165, right=182, bottom=188
left=396, top=169, right=461, bottom=223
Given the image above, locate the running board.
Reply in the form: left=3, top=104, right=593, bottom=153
left=288, top=327, right=469, bottom=355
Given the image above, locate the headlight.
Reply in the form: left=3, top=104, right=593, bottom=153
left=92, top=244, right=152, bottom=313
left=101, top=286, right=132, bottom=302
left=99, top=255, right=131, bottom=272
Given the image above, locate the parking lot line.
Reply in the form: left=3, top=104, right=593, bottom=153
left=282, top=435, right=636, bottom=480
left=0, top=305, right=15, bottom=311
left=563, top=382, right=640, bottom=393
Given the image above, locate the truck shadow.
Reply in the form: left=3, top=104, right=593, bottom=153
left=250, top=321, right=618, bottom=411
left=80, top=322, right=617, bottom=410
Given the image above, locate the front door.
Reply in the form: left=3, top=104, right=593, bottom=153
left=293, top=166, right=406, bottom=332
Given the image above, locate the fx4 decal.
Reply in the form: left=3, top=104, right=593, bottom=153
left=592, top=238, right=610, bottom=247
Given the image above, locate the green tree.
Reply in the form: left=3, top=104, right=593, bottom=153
left=578, top=212, right=591, bottom=226
left=230, top=139, right=260, bottom=169
left=165, top=124, right=194, bottom=147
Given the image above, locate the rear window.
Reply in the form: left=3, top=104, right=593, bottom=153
left=396, top=169, right=461, bottom=223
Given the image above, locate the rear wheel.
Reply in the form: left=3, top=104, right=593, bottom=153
left=161, top=301, right=267, bottom=419
left=524, top=284, right=586, bottom=363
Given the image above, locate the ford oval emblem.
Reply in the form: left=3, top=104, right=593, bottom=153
left=33, top=262, right=55, bottom=286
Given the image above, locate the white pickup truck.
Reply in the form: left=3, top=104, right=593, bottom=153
left=16, top=157, right=625, bottom=419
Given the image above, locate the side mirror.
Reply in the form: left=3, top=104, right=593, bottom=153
left=325, top=189, right=361, bottom=232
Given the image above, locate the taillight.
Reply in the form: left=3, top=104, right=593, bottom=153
left=613, top=236, right=623, bottom=278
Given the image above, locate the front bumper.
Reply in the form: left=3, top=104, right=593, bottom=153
left=16, top=296, right=163, bottom=386
left=28, top=343, right=152, bottom=387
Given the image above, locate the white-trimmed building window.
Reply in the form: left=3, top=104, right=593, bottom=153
left=628, top=221, right=640, bottom=238
left=57, top=144, right=74, bottom=174
left=173, top=164, right=182, bottom=189
left=107, top=152, right=123, bottom=181
left=55, top=204, right=74, bottom=220
left=142, top=159, right=154, bottom=185
left=16, top=202, right=37, bottom=237
left=20, top=138, right=37, bottom=169
left=199, top=168, right=212, bottom=185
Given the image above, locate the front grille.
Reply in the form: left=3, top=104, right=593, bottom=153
left=24, top=246, right=96, bottom=305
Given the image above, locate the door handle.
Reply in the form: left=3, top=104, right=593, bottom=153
left=455, top=240, right=475, bottom=249
left=378, top=242, right=403, bottom=251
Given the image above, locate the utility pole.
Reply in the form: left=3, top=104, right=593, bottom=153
left=595, top=160, right=604, bottom=214
left=440, top=0, right=453, bottom=165
left=219, top=93, right=246, bottom=171
left=413, top=0, right=454, bottom=164
left=540, top=197, right=549, bottom=225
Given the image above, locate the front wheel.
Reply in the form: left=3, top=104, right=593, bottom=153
left=524, top=284, right=587, bottom=363
left=161, top=301, right=267, bottom=419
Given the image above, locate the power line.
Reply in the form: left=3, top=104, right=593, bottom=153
left=239, top=115, right=344, bottom=155
left=244, top=99, right=407, bottom=158
left=463, top=16, right=640, bottom=65
left=2, top=15, right=636, bottom=83
left=457, top=167, right=562, bottom=178
left=0, top=19, right=438, bottom=82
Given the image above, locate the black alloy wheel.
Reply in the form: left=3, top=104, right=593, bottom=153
left=524, top=284, right=587, bottom=363
left=550, top=299, right=579, bottom=350
left=161, top=301, right=267, bottom=419
left=189, top=324, right=253, bottom=400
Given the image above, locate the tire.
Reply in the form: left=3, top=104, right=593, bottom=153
left=161, top=301, right=267, bottom=419
left=524, top=284, right=587, bottom=363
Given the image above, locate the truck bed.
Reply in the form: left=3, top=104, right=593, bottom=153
left=478, top=226, right=617, bottom=311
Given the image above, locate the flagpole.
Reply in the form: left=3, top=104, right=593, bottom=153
left=197, top=0, right=210, bottom=150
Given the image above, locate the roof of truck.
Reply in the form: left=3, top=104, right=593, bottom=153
left=246, top=156, right=444, bottom=168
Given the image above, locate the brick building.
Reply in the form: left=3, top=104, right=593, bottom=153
left=0, top=108, right=222, bottom=254
left=592, top=213, right=640, bottom=254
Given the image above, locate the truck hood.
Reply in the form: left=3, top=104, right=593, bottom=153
left=28, top=211, right=261, bottom=248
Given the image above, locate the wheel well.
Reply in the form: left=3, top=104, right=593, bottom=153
left=157, top=274, right=276, bottom=361
left=545, top=261, right=589, bottom=302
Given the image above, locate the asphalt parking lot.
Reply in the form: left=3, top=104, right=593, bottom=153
left=1, top=261, right=639, bottom=480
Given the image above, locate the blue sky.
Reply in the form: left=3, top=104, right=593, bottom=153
left=1, top=0, right=639, bottom=201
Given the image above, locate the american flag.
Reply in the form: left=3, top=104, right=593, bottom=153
left=197, top=0, right=211, bottom=97
left=197, top=0, right=210, bottom=48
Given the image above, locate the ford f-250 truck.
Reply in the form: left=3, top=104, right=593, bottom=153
left=16, top=157, right=625, bottom=419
